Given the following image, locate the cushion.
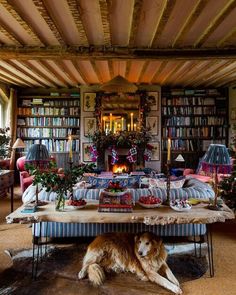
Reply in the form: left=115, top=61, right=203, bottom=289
left=87, top=176, right=141, bottom=188
left=149, top=176, right=186, bottom=189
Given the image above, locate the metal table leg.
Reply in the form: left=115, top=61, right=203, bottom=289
left=206, top=223, right=214, bottom=277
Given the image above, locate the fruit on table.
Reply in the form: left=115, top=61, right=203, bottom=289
left=106, top=181, right=125, bottom=192
left=139, top=196, right=161, bottom=205
left=68, top=199, right=87, bottom=206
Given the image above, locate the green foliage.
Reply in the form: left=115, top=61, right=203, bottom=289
left=0, top=127, right=10, bottom=158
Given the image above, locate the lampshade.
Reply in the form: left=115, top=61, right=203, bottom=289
left=202, top=144, right=231, bottom=173
left=175, top=154, right=185, bottom=162
left=100, top=75, right=138, bottom=93
left=12, top=138, right=26, bottom=149
left=26, top=144, right=50, bottom=161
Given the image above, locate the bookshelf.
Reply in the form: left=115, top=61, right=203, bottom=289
left=17, top=93, right=80, bottom=168
left=161, top=88, right=228, bottom=170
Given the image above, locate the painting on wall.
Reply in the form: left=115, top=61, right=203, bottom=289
left=147, top=92, right=159, bottom=111
left=146, top=116, right=159, bottom=135
left=84, top=117, right=96, bottom=136
left=82, top=142, right=92, bottom=162
left=151, top=142, right=160, bottom=161
left=83, top=92, right=96, bottom=112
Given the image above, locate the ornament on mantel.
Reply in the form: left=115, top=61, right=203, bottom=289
left=110, top=146, right=119, bottom=165
left=127, top=145, right=137, bottom=163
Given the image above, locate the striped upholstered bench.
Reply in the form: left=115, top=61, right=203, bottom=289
left=22, top=178, right=214, bottom=238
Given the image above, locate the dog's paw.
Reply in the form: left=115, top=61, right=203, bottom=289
left=140, top=275, right=148, bottom=281
left=78, top=269, right=86, bottom=279
left=174, top=287, right=182, bottom=295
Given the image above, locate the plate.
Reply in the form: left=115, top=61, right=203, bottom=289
left=103, top=189, right=127, bottom=196
left=138, top=201, right=161, bottom=208
left=170, top=204, right=192, bottom=212
left=64, top=204, right=86, bottom=210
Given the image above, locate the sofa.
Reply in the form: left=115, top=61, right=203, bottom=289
left=22, top=177, right=215, bottom=238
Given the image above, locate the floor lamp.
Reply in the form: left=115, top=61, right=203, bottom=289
left=26, top=143, right=50, bottom=206
left=11, top=138, right=26, bottom=170
left=201, top=144, right=231, bottom=210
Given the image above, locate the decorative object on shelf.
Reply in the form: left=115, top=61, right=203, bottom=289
left=25, top=143, right=51, bottom=206
left=202, top=144, right=231, bottom=210
left=100, top=75, right=138, bottom=93
left=83, top=93, right=96, bottom=112
left=175, top=154, right=185, bottom=169
left=0, top=127, right=10, bottom=159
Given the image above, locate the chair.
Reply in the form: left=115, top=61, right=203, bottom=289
left=16, top=156, right=34, bottom=193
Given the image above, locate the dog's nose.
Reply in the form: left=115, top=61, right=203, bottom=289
left=138, top=251, right=143, bottom=256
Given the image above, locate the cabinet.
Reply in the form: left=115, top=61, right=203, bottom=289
left=17, top=92, right=80, bottom=168
left=161, top=88, right=228, bottom=170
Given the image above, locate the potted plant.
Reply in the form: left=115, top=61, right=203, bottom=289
left=0, top=127, right=10, bottom=159
left=28, top=162, right=95, bottom=211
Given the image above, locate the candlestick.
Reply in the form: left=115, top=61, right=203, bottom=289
left=110, top=113, right=112, bottom=131
left=68, top=135, right=73, bottom=162
left=114, top=122, right=117, bottom=134
left=167, top=138, right=171, bottom=162
left=106, top=123, right=109, bottom=135
left=127, top=123, right=130, bottom=132
left=121, top=117, right=124, bottom=131
left=103, top=117, right=106, bottom=132
left=134, top=123, right=137, bottom=131
left=118, top=123, right=121, bottom=131
left=130, top=113, right=133, bottom=131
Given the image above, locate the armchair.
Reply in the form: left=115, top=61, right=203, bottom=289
left=16, top=156, right=34, bottom=193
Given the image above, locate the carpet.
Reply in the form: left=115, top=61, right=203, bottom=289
left=0, top=242, right=208, bottom=295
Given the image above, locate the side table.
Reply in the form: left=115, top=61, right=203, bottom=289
left=0, top=170, right=14, bottom=212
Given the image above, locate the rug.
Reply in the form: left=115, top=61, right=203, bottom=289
left=0, top=242, right=208, bottom=295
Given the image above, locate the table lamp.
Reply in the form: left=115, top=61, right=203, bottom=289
left=202, top=144, right=231, bottom=210
left=26, top=143, right=50, bottom=206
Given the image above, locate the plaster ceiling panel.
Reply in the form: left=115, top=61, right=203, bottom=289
left=127, top=60, right=146, bottom=82
left=95, top=61, right=110, bottom=82
left=9, top=59, right=55, bottom=87
left=63, top=60, right=86, bottom=85
left=0, top=2, right=40, bottom=45
left=0, top=69, right=30, bottom=86
left=0, top=32, right=16, bottom=45
left=26, top=60, right=66, bottom=87
left=77, top=60, right=100, bottom=84
left=204, top=61, right=236, bottom=86
left=180, top=0, right=229, bottom=47
left=113, top=61, right=127, bottom=78
left=140, top=61, right=163, bottom=83
left=203, top=6, right=236, bottom=47
left=134, top=0, right=166, bottom=47
left=155, top=0, right=199, bottom=48
left=42, top=0, right=82, bottom=45
left=8, top=0, right=60, bottom=46
left=109, top=0, right=134, bottom=45
left=154, top=61, right=180, bottom=84
left=79, top=0, right=104, bottom=45
left=163, top=61, right=190, bottom=85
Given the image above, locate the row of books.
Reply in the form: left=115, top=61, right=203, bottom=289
left=161, top=96, right=222, bottom=106
left=162, top=139, right=200, bottom=152
left=17, top=117, right=80, bottom=127
left=162, top=106, right=218, bottom=116
left=21, top=99, right=80, bottom=107
left=164, top=89, right=221, bottom=96
left=23, top=139, right=80, bottom=152
left=17, top=127, right=76, bottom=138
left=18, top=107, right=80, bottom=116
left=163, top=126, right=227, bottom=138
left=163, top=116, right=227, bottom=126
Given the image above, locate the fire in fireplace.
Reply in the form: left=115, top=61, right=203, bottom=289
left=112, top=164, right=128, bottom=173
left=108, top=155, right=132, bottom=173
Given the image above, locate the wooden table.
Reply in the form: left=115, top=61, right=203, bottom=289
left=0, top=170, right=14, bottom=212
left=6, top=202, right=235, bottom=279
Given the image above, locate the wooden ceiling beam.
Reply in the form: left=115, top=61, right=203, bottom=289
left=0, top=70, right=30, bottom=86
left=90, top=60, right=103, bottom=83
left=194, top=0, right=236, bottom=47
left=160, top=61, right=185, bottom=85
left=128, top=0, right=143, bottom=46
left=0, top=20, right=23, bottom=46
left=0, top=65, right=35, bottom=86
left=99, top=0, right=111, bottom=45
left=217, top=27, right=236, bottom=47
left=53, top=60, right=79, bottom=85
left=1, top=46, right=236, bottom=60
left=108, top=60, right=114, bottom=80
left=71, top=59, right=89, bottom=85
left=151, top=61, right=168, bottom=84
left=137, top=61, right=149, bottom=84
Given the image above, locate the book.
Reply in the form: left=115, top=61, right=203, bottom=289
left=21, top=202, right=37, bottom=213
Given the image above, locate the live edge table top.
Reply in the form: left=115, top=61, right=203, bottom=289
left=6, top=202, right=235, bottom=226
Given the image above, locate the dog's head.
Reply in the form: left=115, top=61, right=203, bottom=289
left=134, top=232, right=162, bottom=258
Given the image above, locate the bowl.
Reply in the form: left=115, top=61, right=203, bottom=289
left=138, top=201, right=161, bottom=208
left=170, top=203, right=192, bottom=212
left=103, top=189, right=127, bottom=196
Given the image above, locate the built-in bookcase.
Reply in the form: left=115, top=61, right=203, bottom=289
left=17, top=92, right=80, bottom=168
left=161, top=88, right=228, bottom=169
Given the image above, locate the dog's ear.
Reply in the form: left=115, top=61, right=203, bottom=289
left=134, top=234, right=139, bottom=243
left=152, top=239, right=162, bottom=253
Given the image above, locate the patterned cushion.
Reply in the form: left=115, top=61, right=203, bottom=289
left=149, top=177, right=186, bottom=189
left=87, top=176, right=141, bottom=188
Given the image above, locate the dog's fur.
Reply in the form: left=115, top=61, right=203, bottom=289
left=78, top=232, right=182, bottom=294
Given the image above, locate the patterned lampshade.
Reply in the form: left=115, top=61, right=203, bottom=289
left=202, top=144, right=231, bottom=173
left=26, top=144, right=50, bottom=166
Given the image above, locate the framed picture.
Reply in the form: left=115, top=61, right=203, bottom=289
left=83, top=92, right=96, bottom=112
left=147, top=92, right=159, bottom=111
left=151, top=142, right=160, bottom=161
left=82, top=142, right=92, bottom=162
left=84, top=117, right=96, bottom=136
left=146, top=116, right=158, bottom=135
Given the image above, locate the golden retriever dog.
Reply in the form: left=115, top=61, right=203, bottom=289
left=78, top=232, right=182, bottom=294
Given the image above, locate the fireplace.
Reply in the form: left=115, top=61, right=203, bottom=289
left=108, top=155, right=132, bottom=173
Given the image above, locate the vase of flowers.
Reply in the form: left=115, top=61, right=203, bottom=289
left=27, top=162, right=95, bottom=211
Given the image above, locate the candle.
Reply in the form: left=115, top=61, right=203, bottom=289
left=134, top=123, right=137, bottom=131
left=68, top=135, right=73, bottom=161
left=130, top=113, right=133, bottom=131
left=118, top=123, right=121, bottom=131
left=109, top=113, right=112, bottom=131
left=103, top=117, right=106, bottom=132
left=121, top=117, right=124, bottom=131
left=114, top=122, right=117, bottom=133
left=167, top=138, right=171, bottom=162
left=106, top=123, right=109, bottom=135
left=127, top=123, right=130, bottom=132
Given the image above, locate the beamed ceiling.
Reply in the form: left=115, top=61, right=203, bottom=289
left=0, top=0, right=236, bottom=89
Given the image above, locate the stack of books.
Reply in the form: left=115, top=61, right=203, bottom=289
left=21, top=202, right=37, bottom=213
left=98, top=190, right=133, bottom=213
